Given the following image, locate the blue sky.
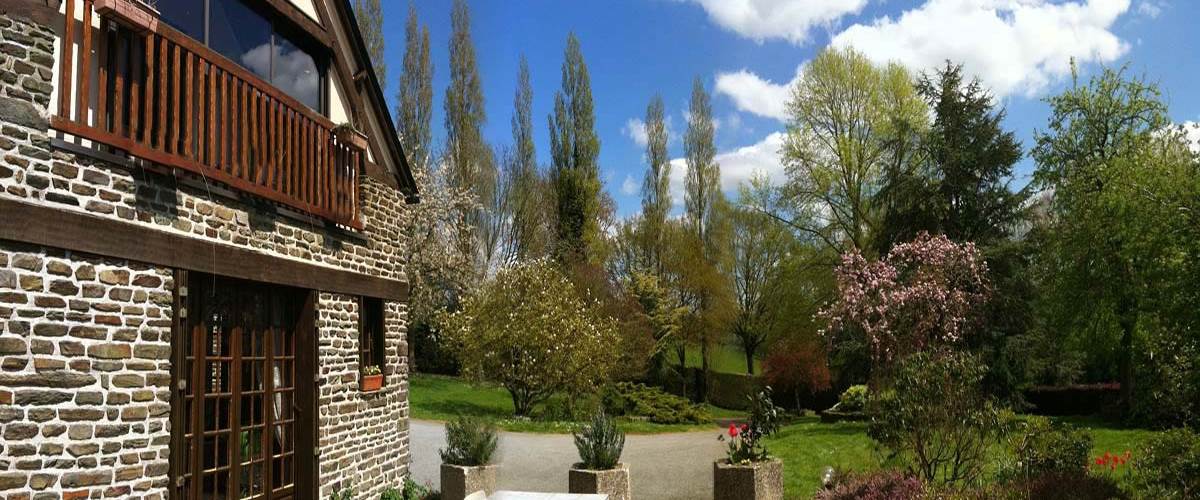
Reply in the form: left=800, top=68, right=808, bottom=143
left=378, top=0, right=1200, bottom=218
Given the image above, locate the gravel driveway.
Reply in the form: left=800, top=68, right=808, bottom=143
left=408, top=420, right=726, bottom=500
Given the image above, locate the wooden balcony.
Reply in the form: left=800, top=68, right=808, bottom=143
left=52, top=0, right=363, bottom=229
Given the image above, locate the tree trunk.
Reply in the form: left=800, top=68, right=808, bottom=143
left=1117, top=297, right=1136, bottom=415
left=700, top=341, right=710, bottom=403
left=745, top=348, right=756, bottom=375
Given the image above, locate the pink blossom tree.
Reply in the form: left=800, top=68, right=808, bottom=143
left=820, top=233, right=991, bottom=371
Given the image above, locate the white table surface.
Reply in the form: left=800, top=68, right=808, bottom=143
left=487, top=491, right=608, bottom=500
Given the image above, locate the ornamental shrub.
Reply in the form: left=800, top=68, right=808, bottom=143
left=963, top=472, right=1128, bottom=500
left=719, top=387, right=781, bottom=463
left=573, top=410, right=625, bottom=470
left=1133, top=427, right=1200, bottom=499
left=439, top=416, right=499, bottom=467
left=868, top=351, right=1008, bottom=485
left=997, top=416, right=1092, bottom=482
left=600, top=382, right=710, bottom=424
left=837, top=385, right=868, bottom=412
left=814, top=469, right=924, bottom=500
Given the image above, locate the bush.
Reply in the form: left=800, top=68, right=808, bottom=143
left=600, top=382, right=710, bottom=424
left=957, top=472, right=1127, bottom=500
left=763, top=339, right=832, bottom=410
left=393, top=478, right=438, bottom=500
left=439, top=417, right=498, bottom=467
left=814, top=469, right=924, bottom=500
left=573, top=411, right=625, bottom=470
left=997, top=416, right=1091, bottom=482
left=1133, top=427, right=1200, bottom=499
left=837, top=385, right=868, bottom=412
left=868, top=352, right=1008, bottom=485
left=719, top=387, right=781, bottom=464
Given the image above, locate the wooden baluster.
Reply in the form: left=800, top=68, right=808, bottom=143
left=183, top=52, right=193, bottom=157
left=325, top=130, right=334, bottom=214
left=141, top=33, right=154, bottom=145
left=250, top=90, right=260, bottom=184
left=282, top=109, right=292, bottom=196
left=59, top=0, right=75, bottom=118
left=77, top=0, right=94, bottom=125
left=268, top=99, right=278, bottom=189
left=302, top=120, right=311, bottom=206
left=168, top=44, right=180, bottom=155
left=96, top=19, right=108, bottom=133
left=208, top=62, right=217, bottom=168
left=239, top=82, right=249, bottom=179
left=129, top=37, right=141, bottom=142
left=196, top=60, right=207, bottom=164
left=157, top=38, right=168, bottom=149
left=222, top=73, right=231, bottom=173
left=257, top=93, right=267, bottom=185
left=113, top=31, right=126, bottom=137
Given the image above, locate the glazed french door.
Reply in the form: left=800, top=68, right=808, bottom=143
left=173, top=273, right=315, bottom=499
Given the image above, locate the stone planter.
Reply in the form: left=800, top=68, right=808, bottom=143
left=569, top=462, right=631, bottom=500
left=440, top=463, right=497, bottom=500
left=95, top=0, right=159, bottom=33
left=713, top=459, right=783, bottom=500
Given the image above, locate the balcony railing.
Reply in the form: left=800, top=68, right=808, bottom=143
left=53, top=0, right=363, bottom=229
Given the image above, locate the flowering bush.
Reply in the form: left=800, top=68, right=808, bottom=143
left=814, top=469, right=924, bottom=500
left=820, top=233, right=990, bottom=367
left=718, top=387, right=781, bottom=464
left=439, top=260, right=620, bottom=416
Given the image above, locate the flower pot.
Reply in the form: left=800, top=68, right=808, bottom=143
left=713, top=458, right=783, bottom=500
left=360, top=373, right=383, bottom=392
left=569, top=463, right=631, bottom=500
left=440, top=463, right=497, bottom=500
left=334, top=127, right=369, bottom=151
left=95, top=0, right=159, bottom=33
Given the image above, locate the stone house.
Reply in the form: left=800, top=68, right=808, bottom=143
left=0, top=0, right=417, bottom=498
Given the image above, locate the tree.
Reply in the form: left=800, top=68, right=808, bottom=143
left=397, top=3, right=433, bottom=170
left=682, top=76, right=730, bottom=397
left=505, top=57, right=551, bottom=262
left=820, top=233, right=991, bottom=374
left=763, top=338, right=831, bottom=410
left=640, top=95, right=672, bottom=273
left=548, top=33, right=603, bottom=264
left=441, top=261, right=620, bottom=416
left=351, top=0, right=385, bottom=90
left=627, top=270, right=688, bottom=378
left=1031, top=64, right=1180, bottom=413
left=781, top=47, right=927, bottom=255
left=730, top=175, right=792, bottom=374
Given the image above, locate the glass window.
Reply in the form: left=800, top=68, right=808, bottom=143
left=209, top=0, right=272, bottom=82
left=273, top=34, right=323, bottom=111
left=156, top=0, right=204, bottom=42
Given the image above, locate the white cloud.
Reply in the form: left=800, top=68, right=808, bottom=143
left=715, top=65, right=803, bottom=121
left=831, top=0, right=1133, bottom=98
left=679, top=0, right=868, bottom=45
left=621, top=175, right=640, bottom=196
left=1184, top=121, right=1200, bottom=152
left=667, top=132, right=788, bottom=206
left=622, top=118, right=649, bottom=147
left=1136, top=0, right=1166, bottom=18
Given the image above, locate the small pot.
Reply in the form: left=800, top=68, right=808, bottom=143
left=569, top=463, right=631, bottom=500
left=95, top=0, right=159, bottom=33
left=360, top=373, right=383, bottom=392
left=440, top=463, right=497, bottom=500
left=334, top=126, right=369, bottom=151
left=713, top=458, right=783, bottom=500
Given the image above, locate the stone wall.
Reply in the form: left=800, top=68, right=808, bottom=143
left=0, top=7, right=412, bottom=499
left=0, top=242, right=175, bottom=499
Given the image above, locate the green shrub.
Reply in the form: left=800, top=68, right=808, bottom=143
left=573, top=410, right=625, bottom=470
left=329, top=488, right=352, bottom=500
left=532, top=394, right=600, bottom=422
left=600, top=382, right=710, bottom=424
left=868, top=352, right=1008, bottom=485
left=392, top=478, right=438, bottom=500
left=720, top=387, right=782, bottom=463
left=955, top=472, right=1127, bottom=500
left=1133, top=428, right=1200, bottom=499
left=837, top=385, right=868, bottom=412
left=997, top=416, right=1091, bottom=482
left=439, top=416, right=498, bottom=467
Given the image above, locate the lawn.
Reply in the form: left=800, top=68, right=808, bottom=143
left=408, top=373, right=742, bottom=434
left=672, top=342, right=762, bottom=374
left=765, top=415, right=1158, bottom=498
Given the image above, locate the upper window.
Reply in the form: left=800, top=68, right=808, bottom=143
left=158, top=0, right=327, bottom=112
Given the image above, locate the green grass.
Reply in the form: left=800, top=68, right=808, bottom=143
left=672, top=343, right=762, bottom=374
left=764, top=415, right=1160, bottom=499
left=409, top=373, right=740, bottom=434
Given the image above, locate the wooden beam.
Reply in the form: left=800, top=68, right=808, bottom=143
left=0, top=198, right=408, bottom=301
left=259, top=0, right=332, bottom=49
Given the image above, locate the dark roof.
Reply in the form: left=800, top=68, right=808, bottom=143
left=332, top=0, right=420, bottom=203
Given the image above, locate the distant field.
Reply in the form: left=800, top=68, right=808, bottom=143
left=671, top=343, right=762, bottom=374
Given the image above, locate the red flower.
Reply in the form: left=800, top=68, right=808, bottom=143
left=728, top=424, right=739, bottom=438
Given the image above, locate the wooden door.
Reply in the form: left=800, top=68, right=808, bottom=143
left=173, top=274, right=314, bottom=500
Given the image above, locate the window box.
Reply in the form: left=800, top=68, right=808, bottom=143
left=334, top=124, right=369, bottom=151
left=361, top=372, right=384, bottom=392
left=95, top=0, right=160, bottom=33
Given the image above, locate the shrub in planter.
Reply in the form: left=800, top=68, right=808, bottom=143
left=1133, top=427, right=1200, bottom=499
left=569, top=411, right=630, bottom=500
left=439, top=417, right=499, bottom=500
left=814, top=469, right=924, bottom=500
left=996, top=416, right=1091, bottom=482
left=714, top=388, right=783, bottom=500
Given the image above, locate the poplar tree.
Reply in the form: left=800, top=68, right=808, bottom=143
left=507, top=56, right=548, bottom=260
left=352, top=0, right=386, bottom=90
left=640, top=95, right=671, bottom=272
left=548, top=33, right=602, bottom=264
left=397, top=3, right=432, bottom=170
